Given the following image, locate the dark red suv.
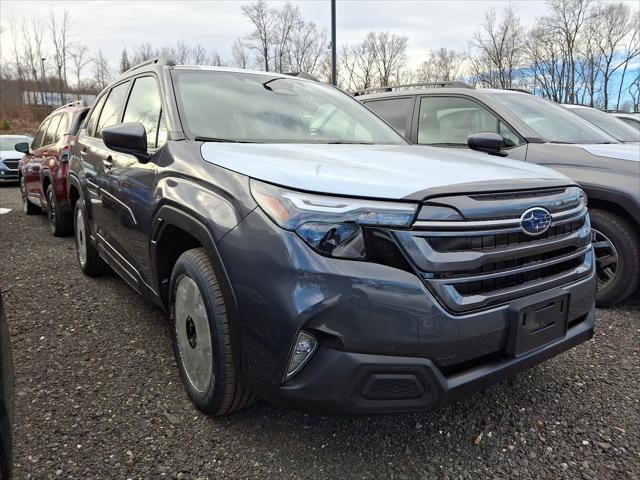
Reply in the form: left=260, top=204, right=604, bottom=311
left=17, top=101, right=90, bottom=236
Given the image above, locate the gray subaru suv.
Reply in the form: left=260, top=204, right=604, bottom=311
left=67, top=61, right=595, bottom=415
left=357, top=84, right=640, bottom=306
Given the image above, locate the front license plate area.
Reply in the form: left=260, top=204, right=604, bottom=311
left=507, top=293, right=569, bottom=357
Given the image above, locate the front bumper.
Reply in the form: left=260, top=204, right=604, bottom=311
left=218, top=208, right=596, bottom=414
left=0, top=169, right=18, bottom=182
left=250, top=307, right=594, bottom=414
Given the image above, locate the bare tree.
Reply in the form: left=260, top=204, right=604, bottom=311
left=469, top=5, right=523, bottom=89
left=340, top=36, right=377, bottom=92
left=47, top=8, right=73, bottom=101
left=371, top=31, right=408, bottom=87
left=119, top=47, right=131, bottom=73
left=93, top=49, right=112, bottom=90
left=70, top=44, right=91, bottom=93
left=416, top=48, right=464, bottom=82
left=241, top=0, right=279, bottom=71
left=286, top=20, right=327, bottom=74
left=539, top=0, right=592, bottom=103
left=231, top=38, right=251, bottom=69
left=192, top=44, right=209, bottom=65
left=273, top=2, right=300, bottom=72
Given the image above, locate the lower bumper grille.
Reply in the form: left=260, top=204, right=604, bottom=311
left=1, top=159, right=19, bottom=170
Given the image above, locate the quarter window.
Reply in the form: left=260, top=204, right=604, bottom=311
left=418, top=96, right=520, bottom=147
left=364, top=98, right=413, bottom=137
left=96, top=82, right=130, bottom=138
left=123, top=76, right=164, bottom=149
left=43, top=115, right=62, bottom=146
left=32, top=118, right=51, bottom=149
left=55, top=114, right=70, bottom=141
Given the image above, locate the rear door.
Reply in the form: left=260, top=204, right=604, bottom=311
left=413, top=95, right=528, bottom=161
left=98, top=75, right=166, bottom=287
left=30, top=115, right=62, bottom=203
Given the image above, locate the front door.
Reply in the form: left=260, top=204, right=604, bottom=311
left=97, top=75, right=167, bottom=291
left=414, top=95, right=528, bottom=161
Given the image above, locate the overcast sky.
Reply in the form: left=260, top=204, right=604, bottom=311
left=1, top=0, right=639, bottom=70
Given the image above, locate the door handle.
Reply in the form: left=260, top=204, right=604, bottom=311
left=103, top=156, right=113, bottom=171
left=80, top=150, right=87, bottom=158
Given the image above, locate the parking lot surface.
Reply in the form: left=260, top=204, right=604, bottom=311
left=0, top=184, right=638, bottom=479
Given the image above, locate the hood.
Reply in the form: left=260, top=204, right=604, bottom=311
left=200, top=143, right=568, bottom=200
left=0, top=150, right=24, bottom=159
left=576, top=143, right=640, bottom=162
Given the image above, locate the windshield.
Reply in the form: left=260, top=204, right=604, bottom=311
left=171, top=70, right=407, bottom=144
left=569, top=108, right=640, bottom=142
left=0, top=136, right=31, bottom=151
left=485, top=92, right=617, bottom=144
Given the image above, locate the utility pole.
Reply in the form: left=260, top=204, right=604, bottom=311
left=40, top=57, right=48, bottom=111
left=331, top=0, right=337, bottom=86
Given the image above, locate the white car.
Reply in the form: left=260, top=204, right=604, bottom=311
left=0, top=135, right=32, bottom=183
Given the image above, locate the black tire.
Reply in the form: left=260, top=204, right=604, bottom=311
left=590, top=209, right=640, bottom=307
left=45, top=185, right=73, bottom=236
left=73, top=197, right=108, bottom=276
left=169, top=248, right=255, bottom=415
left=20, top=176, right=40, bottom=215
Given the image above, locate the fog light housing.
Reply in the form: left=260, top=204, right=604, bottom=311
left=284, top=331, right=318, bottom=382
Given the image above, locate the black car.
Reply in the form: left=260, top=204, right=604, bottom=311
left=357, top=84, right=640, bottom=306
left=66, top=58, right=595, bottom=415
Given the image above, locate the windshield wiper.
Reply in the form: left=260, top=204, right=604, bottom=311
left=194, top=136, right=256, bottom=144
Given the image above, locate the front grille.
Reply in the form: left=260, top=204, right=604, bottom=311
left=392, top=186, right=593, bottom=313
left=1, top=159, right=19, bottom=170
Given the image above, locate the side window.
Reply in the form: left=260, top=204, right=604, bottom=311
left=418, top=96, right=520, bottom=147
left=122, top=76, right=163, bottom=149
left=96, top=81, right=130, bottom=139
left=364, top=98, right=413, bottom=137
left=32, top=118, right=51, bottom=149
left=85, top=95, right=107, bottom=136
left=43, top=115, right=62, bottom=146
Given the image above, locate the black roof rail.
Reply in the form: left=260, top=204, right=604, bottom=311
left=124, top=56, right=176, bottom=74
left=284, top=72, right=319, bottom=82
left=352, top=81, right=473, bottom=96
left=504, top=88, right=532, bottom=94
left=53, top=99, right=88, bottom=112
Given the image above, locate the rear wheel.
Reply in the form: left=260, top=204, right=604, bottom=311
left=169, top=248, right=255, bottom=415
left=20, top=177, right=40, bottom=215
left=46, top=185, right=72, bottom=236
left=590, top=209, right=640, bottom=307
left=73, top=198, right=108, bottom=276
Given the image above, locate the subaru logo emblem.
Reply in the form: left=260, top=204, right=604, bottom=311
left=520, top=207, right=552, bottom=236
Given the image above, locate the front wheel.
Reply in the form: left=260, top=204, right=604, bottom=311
left=590, top=209, right=640, bottom=307
left=169, top=248, right=255, bottom=415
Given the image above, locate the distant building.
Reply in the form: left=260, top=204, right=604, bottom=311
left=22, top=90, right=96, bottom=107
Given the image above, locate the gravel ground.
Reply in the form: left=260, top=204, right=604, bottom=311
left=0, top=184, right=638, bottom=480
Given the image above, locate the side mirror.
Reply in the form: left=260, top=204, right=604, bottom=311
left=102, top=122, right=150, bottom=163
left=467, top=132, right=507, bottom=157
left=14, top=142, right=30, bottom=154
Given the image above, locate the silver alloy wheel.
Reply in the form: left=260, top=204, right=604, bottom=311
left=47, top=189, right=56, bottom=228
left=20, top=177, right=28, bottom=213
left=174, top=275, right=213, bottom=394
left=75, top=206, right=87, bottom=267
left=592, top=228, right=619, bottom=290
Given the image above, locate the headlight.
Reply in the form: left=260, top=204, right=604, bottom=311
left=250, top=179, right=418, bottom=259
